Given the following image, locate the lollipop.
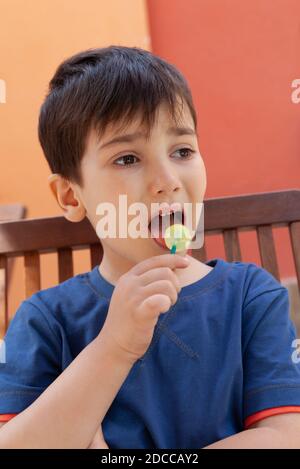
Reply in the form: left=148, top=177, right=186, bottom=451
left=164, top=223, right=192, bottom=254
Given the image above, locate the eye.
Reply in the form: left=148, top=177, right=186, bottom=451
left=113, top=154, right=139, bottom=167
left=112, top=147, right=195, bottom=168
left=172, top=147, right=195, bottom=159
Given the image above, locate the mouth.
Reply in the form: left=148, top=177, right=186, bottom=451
left=148, top=208, right=185, bottom=250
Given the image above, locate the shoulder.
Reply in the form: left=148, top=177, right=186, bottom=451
left=242, top=262, right=286, bottom=302
left=220, top=259, right=286, bottom=302
left=214, top=259, right=289, bottom=331
left=226, top=259, right=288, bottom=314
left=238, top=261, right=288, bottom=321
left=10, top=267, right=110, bottom=339
left=228, top=262, right=292, bottom=351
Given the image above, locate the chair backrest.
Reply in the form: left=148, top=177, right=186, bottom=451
left=0, top=190, right=299, bottom=333
left=0, top=204, right=26, bottom=222
left=0, top=204, right=26, bottom=332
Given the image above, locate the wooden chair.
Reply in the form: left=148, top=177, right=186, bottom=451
left=0, top=204, right=26, bottom=332
left=0, top=189, right=299, bottom=333
left=0, top=204, right=26, bottom=223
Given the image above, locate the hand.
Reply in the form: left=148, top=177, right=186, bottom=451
left=100, top=253, right=190, bottom=364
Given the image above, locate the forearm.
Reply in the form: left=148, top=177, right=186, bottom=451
left=204, top=427, right=294, bottom=449
left=0, top=332, right=134, bottom=449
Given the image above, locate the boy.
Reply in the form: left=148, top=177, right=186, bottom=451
left=0, top=46, right=300, bottom=449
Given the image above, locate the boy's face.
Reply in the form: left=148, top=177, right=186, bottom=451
left=51, top=100, right=207, bottom=278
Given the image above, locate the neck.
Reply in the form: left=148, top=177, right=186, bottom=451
left=98, top=246, right=210, bottom=288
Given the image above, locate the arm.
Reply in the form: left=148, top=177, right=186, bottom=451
left=204, top=413, right=300, bottom=449
left=0, top=422, right=109, bottom=449
left=0, top=332, right=133, bottom=448
left=87, top=427, right=109, bottom=449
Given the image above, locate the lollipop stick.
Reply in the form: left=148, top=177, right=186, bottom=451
left=170, top=244, right=177, bottom=254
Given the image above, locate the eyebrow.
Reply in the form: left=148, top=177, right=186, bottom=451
left=98, top=126, right=197, bottom=150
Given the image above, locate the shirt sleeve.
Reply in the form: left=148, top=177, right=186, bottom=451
left=242, top=264, right=300, bottom=425
left=0, top=298, right=61, bottom=416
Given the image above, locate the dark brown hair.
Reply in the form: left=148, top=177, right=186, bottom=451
left=38, top=45, right=197, bottom=186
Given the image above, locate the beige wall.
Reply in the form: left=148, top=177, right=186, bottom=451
left=0, top=0, right=150, bottom=329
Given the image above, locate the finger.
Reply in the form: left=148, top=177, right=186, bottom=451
left=131, top=253, right=189, bottom=276
left=141, top=279, right=178, bottom=307
left=139, top=267, right=181, bottom=292
left=139, top=293, right=172, bottom=318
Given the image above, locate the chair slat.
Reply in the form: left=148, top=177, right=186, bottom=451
left=289, top=221, right=300, bottom=292
left=0, top=216, right=97, bottom=255
left=24, top=251, right=41, bottom=297
left=223, top=229, right=242, bottom=261
left=0, top=255, right=8, bottom=332
left=203, top=189, right=300, bottom=232
left=256, top=225, right=280, bottom=281
left=58, top=247, right=73, bottom=283
left=90, top=243, right=103, bottom=269
left=192, top=244, right=207, bottom=262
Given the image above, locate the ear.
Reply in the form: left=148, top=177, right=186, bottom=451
left=48, top=174, right=86, bottom=222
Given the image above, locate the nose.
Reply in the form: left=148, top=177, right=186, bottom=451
left=147, top=161, right=182, bottom=195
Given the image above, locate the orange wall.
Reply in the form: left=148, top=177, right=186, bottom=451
left=0, top=0, right=150, bottom=322
left=147, top=0, right=300, bottom=278
left=0, top=0, right=150, bottom=218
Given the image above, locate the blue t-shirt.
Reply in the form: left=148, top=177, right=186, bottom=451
left=0, top=258, right=300, bottom=448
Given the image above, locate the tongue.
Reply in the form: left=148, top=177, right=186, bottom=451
left=149, top=214, right=174, bottom=247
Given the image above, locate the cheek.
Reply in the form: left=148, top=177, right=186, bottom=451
left=186, top=159, right=206, bottom=230
left=187, top=158, right=207, bottom=196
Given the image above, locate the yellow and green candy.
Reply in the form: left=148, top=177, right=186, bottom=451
left=164, top=223, right=192, bottom=254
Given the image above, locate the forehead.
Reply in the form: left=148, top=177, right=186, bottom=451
left=94, top=99, right=195, bottom=145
